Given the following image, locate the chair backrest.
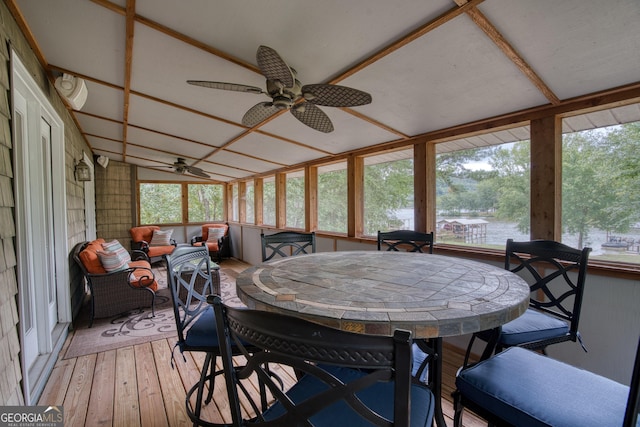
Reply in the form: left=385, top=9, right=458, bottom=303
left=377, top=230, right=434, bottom=253
left=164, top=246, right=218, bottom=345
left=261, top=231, right=316, bottom=261
left=505, top=239, right=591, bottom=339
left=200, top=222, right=228, bottom=241
left=624, top=337, right=640, bottom=427
left=130, top=225, right=159, bottom=243
left=210, top=295, right=417, bottom=427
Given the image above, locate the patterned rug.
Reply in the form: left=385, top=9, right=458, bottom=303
left=63, top=266, right=242, bottom=359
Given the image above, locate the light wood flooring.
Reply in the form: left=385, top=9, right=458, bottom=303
left=39, top=259, right=485, bottom=427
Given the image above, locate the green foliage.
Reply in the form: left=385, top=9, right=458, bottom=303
left=140, top=183, right=182, bottom=224
left=286, top=176, right=305, bottom=228
left=435, top=123, right=640, bottom=249
left=318, top=168, right=348, bottom=233
left=188, top=184, right=224, bottom=222
left=363, top=159, right=414, bottom=235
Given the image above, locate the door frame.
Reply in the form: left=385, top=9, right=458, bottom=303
left=12, top=51, right=70, bottom=404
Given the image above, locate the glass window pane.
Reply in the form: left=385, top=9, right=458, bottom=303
left=286, top=171, right=305, bottom=229
left=363, top=150, right=414, bottom=236
left=187, top=184, right=224, bottom=222
left=245, top=181, right=254, bottom=224
left=436, top=142, right=530, bottom=249
left=231, top=183, right=238, bottom=222
left=139, top=183, right=182, bottom=224
left=318, top=162, right=347, bottom=233
left=561, top=122, right=640, bottom=265
left=263, top=176, right=276, bottom=226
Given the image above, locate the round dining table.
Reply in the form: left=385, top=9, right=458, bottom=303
left=235, top=250, right=531, bottom=427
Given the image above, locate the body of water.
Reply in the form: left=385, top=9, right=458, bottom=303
left=394, top=209, right=639, bottom=256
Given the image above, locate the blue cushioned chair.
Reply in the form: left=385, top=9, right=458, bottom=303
left=453, top=337, right=640, bottom=427
left=464, top=239, right=591, bottom=366
left=165, top=246, right=262, bottom=427
left=211, top=295, right=435, bottom=427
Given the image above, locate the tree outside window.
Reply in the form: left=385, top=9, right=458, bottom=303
left=286, top=171, right=305, bottom=229
left=317, top=163, right=347, bottom=233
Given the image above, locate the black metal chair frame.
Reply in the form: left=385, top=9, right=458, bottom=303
left=377, top=230, right=434, bottom=253
left=261, top=231, right=316, bottom=261
left=464, top=239, right=591, bottom=366
left=453, top=337, right=640, bottom=427
left=211, top=295, right=433, bottom=427
left=164, top=246, right=222, bottom=426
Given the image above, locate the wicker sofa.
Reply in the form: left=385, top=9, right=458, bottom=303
left=73, top=239, right=158, bottom=327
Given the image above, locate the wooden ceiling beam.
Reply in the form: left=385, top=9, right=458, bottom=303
left=453, top=0, right=560, bottom=105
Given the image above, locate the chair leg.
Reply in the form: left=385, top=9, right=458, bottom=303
left=452, top=390, right=464, bottom=427
left=192, top=352, right=213, bottom=427
left=205, top=355, right=216, bottom=404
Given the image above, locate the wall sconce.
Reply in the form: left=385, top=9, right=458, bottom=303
left=75, top=158, right=92, bottom=182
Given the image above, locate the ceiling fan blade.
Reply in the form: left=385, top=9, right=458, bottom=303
left=290, top=102, right=334, bottom=133
left=186, top=166, right=210, bottom=178
left=242, top=102, right=280, bottom=127
left=302, top=84, right=372, bottom=107
left=187, top=80, right=265, bottom=94
left=256, top=45, right=294, bottom=88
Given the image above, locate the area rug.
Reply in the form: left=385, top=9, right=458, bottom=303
left=63, top=267, right=242, bottom=359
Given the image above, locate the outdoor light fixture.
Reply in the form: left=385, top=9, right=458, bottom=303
left=75, top=158, right=91, bottom=182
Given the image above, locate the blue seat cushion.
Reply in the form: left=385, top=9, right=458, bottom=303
left=412, top=343, right=429, bottom=383
left=184, top=306, right=221, bottom=348
left=263, top=364, right=434, bottom=426
left=499, top=308, right=569, bottom=346
left=456, top=346, right=633, bottom=427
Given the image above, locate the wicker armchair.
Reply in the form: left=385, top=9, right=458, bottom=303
left=73, top=240, right=158, bottom=327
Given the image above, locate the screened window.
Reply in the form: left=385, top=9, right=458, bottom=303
left=139, top=182, right=224, bottom=224
left=231, top=183, right=238, bottom=222
left=363, top=150, right=414, bottom=236
left=286, top=170, right=305, bottom=229
left=435, top=141, right=530, bottom=249
left=188, top=183, right=224, bottom=222
left=263, top=176, right=276, bottom=226
left=561, top=122, right=640, bottom=266
left=317, top=162, right=347, bottom=233
left=245, top=181, right=255, bottom=224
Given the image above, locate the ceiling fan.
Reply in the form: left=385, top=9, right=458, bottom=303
left=187, top=45, right=372, bottom=133
left=171, top=158, right=210, bottom=178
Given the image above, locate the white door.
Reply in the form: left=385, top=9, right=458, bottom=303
left=12, top=53, right=70, bottom=403
left=40, top=119, right=58, bottom=332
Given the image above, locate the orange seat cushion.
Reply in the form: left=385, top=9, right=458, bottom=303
left=193, top=240, right=219, bottom=252
left=147, top=245, right=175, bottom=258
left=128, top=260, right=158, bottom=291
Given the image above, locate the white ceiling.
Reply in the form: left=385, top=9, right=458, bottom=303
left=10, top=0, right=640, bottom=181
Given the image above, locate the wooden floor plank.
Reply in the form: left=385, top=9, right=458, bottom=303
left=85, top=350, right=116, bottom=427
left=38, top=358, right=76, bottom=406
left=62, top=354, right=96, bottom=427
left=135, top=342, right=168, bottom=427
left=151, top=339, right=192, bottom=427
left=114, top=346, right=141, bottom=426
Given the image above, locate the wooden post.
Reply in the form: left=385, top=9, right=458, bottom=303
left=414, top=142, right=436, bottom=233
left=530, top=115, right=562, bottom=240
left=348, top=155, right=364, bottom=237
left=275, top=172, right=286, bottom=228
left=305, top=165, right=318, bottom=231
left=254, top=178, right=263, bottom=226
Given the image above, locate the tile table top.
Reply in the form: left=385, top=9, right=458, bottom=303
left=236, top=251, right=530, bottom=338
